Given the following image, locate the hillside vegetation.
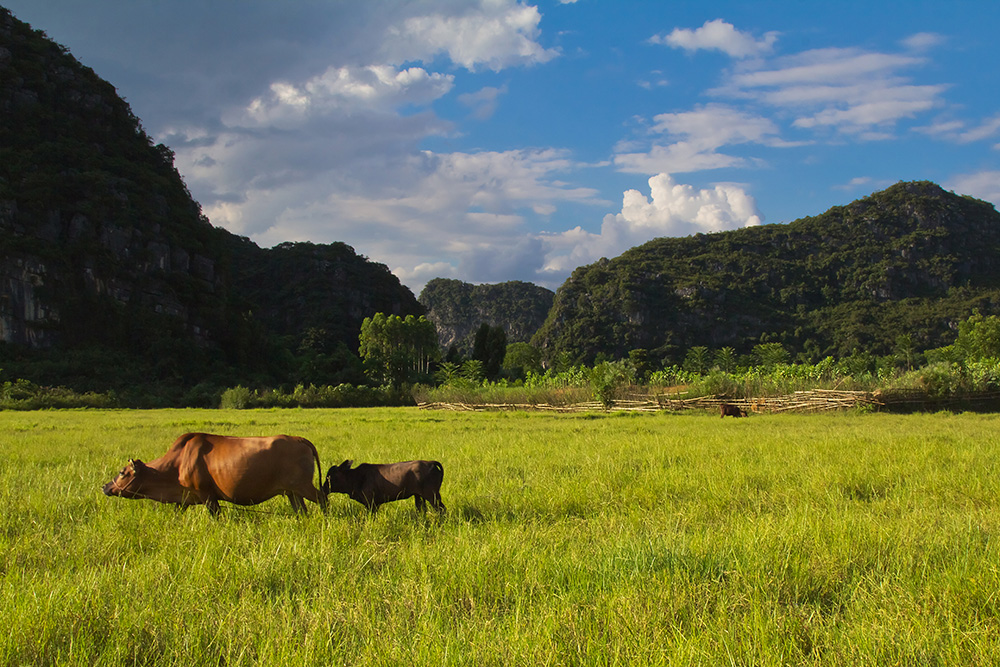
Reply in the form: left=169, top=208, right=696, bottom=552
left=534, top=181, right=1000, bottom=365
left=5, top=6, right=1000, bottom=407
left=0, top=7, right=420, bottom=401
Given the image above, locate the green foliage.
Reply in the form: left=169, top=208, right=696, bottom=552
left=219, top=385, right=252, bottom=409
left=219, top=383, right=413, bottom=409
left=589, top=360, right=635, bottom=409
left=752, top=342, right=790, bottom=368
left=359, top=313, right=439, bottom=388
left=682, top=346, right=712, bottom=374
left=714, top=346, right=738, bottom=373
left=0, top=12, right=421, bottom=400
left=472, top=323, right=507, bottom=381
left=534, top=181, right=1000, bottom=365
left=953, top=311, right=1000, bottom=362
left=502, top=342, right=542, bottom=380
left=0, top=376, right=116, bottom=409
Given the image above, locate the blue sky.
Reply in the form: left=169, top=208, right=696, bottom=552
left=6, top=1, right=1000, bottom=293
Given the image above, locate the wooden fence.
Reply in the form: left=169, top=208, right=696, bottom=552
left=418, top=389, right=883, bottom=414
left=418, top=388, right=1000, bottom=414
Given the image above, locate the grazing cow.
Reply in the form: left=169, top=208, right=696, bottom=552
left=323, top=459, right=445, bottom=513
left=720, top=403, right=747, bottom=418
left=102, top=433, right=327, bottom=515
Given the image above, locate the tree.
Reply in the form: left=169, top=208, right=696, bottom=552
left=954, top=311, right=1000, bottom=362
left=714, top=347, right=738, bottom=373
left=628, top=349, right=651, bottom=382
left=296, top=328, right=365, bottom=386
left=893, top=334, right=917, bottom=371
left=472, top=323, right=507, bottom=381
left=503, top=342, right=542, bottom=380
left=359, top=313, right=439, bottom=387
left=590, top=360, right=635, bottom=409
left=683, top=346, right=711, bottom=374
left=752, top=342, right=789, bottom=369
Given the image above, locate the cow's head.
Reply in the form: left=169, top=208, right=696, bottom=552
left=322, top=459, right=354, bottom=495
left=102, top=459, right=148, bottom=498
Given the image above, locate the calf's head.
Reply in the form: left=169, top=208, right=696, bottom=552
left=322, top=460, right=355, bottom=495
left=102, top=459, right=148, bottom=498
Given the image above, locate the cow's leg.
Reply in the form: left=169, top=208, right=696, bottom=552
left=429, top=491, right=446, bottom=513
left=287, top=492, right=308, bottom=514
left=205, top=497, right=221, bottom=517
left=414, top=496, right=426, bottom=511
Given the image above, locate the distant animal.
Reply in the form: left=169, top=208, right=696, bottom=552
left=323, top=459, right=445, bottom=513
left=102, top=433, right=327, bottom=515
left=720, top=403, right=747, bottom=418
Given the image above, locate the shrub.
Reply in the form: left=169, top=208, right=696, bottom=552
left=219, top=385, right=252, bottom=409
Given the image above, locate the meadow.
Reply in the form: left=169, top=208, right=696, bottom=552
left=2, top=407, right=999, bottom=665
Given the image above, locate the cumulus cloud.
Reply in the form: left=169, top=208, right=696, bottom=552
left=238, top=65, right=455, bottom=128
left=651, top=19, right=778, bottom=59
left=540, top=173, right=762, bottom=278
left=187, top=147, right=608, bottom=292
left=383, top=2, right=558, bottom=71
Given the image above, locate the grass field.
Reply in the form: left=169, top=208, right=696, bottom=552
left=2, top=407, right=999, bottom=665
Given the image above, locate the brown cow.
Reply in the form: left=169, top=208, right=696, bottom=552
left=102, top=433, right=327, bottom=515
left=720, top=403, right=747, bottom=418
left=323, top=459, right=445, bottom=513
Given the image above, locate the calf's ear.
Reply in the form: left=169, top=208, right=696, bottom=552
left=339, top=460, right=353, bottom=469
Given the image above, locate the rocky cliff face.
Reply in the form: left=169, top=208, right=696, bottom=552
left=419, top=278, right=554, bottom=354
left=0, top=7, right=232, bottom=350
left=0, top=7, right=421, bottom=391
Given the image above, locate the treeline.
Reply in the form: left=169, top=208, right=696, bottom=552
left=8, top=311, right=1000, bottom=411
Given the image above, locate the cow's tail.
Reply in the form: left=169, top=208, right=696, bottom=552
left=310, top=443, right=328, bottom=511
left=433, top=460, right=444, bottom=484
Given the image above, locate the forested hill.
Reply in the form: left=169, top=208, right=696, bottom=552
left=0, top=7, right=420, bottom=397
left=533, top=181, right=1000, bottom=365
left=418, top=278, right=554, bottom=354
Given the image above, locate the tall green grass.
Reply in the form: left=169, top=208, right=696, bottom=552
left=2, top=408, right=999, bottom=664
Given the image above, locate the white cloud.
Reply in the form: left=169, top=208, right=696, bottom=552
left=916, top=114, right=1000, bottom=144
left=540, top=173, right=762, bottom=277
left=902, top=32, right=945, bottom=52
left=614, top=105, right=795, bottom=174
left=652, top=19, right=778, bottom=59
left=383, top=2, right=558, bottom=71
left=717, top=47, right=948, bottom=137
left=458, top=85, right=508, bottom=120
left=239, top=65, right=454, bottom=128
left=834, top=176, right=872, bottom=191
left=946, top=171, right=1000, bottom=209
left=186, top=146, right=608, bottom=292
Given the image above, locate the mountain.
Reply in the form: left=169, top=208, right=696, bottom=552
left=0, top=7, right=420, bottom=397
left=533, top=181, right=1000, bottom=364
left=418, top=278, right=554, bottom=354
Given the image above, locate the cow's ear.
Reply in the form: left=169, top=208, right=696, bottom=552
left=130, top=458, right=146, bottom=471
left=340, top=460, right=353, bottom=469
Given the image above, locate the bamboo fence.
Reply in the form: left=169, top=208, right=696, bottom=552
left=418, top=388, right=884, bottom=414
